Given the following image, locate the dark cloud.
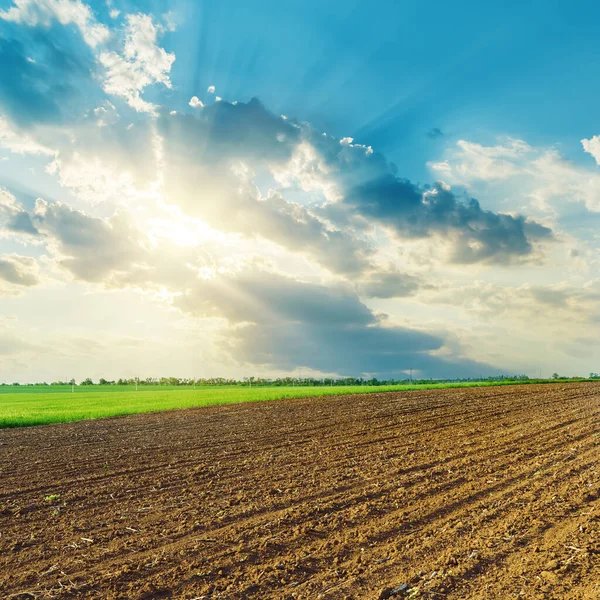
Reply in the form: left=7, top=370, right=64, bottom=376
left=356, top=269, right=422, bottom=299
left=312, top=148, right=553, bottom=264
left=427, top=127, right=444, bottom=139
left=158, top=98, right=299, bottom=168
left=32, top=200, right=147, bottom=282
left=6, top=210, right=39, bottom=235
left=177, top=270, right=498, bottom=379
left=1, top=197, right=150, bottom=283
left=0, top=188, right=40, bottom=234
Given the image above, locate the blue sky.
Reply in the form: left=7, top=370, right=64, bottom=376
left=165, top=0, right=600, bottom=177
left=1, top=0, right=600, bottom=382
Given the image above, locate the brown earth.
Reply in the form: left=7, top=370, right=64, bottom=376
left=1, top=383, right=600, bottom=599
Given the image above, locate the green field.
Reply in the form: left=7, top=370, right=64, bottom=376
left=0, top=379, right=588, bottom=429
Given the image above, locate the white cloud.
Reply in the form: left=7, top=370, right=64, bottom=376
left=162, top=11, right=176, bottom=32
left=189, top=96, right=204, bottom=109
left=428, top=159, right=451, bottom=173
left=92, top=100, right=119, bottom=127
left=99, top=13, right=175, bottom=114
left=429, top=138, right=531, bottom=181
left=0, top=116, right=55, bottom=155
left=429, top=137, right=600, bottom=214
left=46, top=153, right=137, bottom=205
left=0, top=254, right=40, bottom=287
left=581, top=135, right=600, bottom=165
left=0, top=0, right=110, bottom=48
left=426, top=278, right=600, bottom=335
left=207, top=85, right=216, bottom=94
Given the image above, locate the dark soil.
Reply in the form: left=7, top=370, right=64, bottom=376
left=1, top=383, right=599, bottom=599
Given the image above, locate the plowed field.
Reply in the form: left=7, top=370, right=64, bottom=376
left=1, top=383, right=599, bottom=599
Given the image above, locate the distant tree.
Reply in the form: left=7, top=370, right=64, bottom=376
left=80, top=378, right=94, bottom=386
left=552, top=372, right=560, bottom=380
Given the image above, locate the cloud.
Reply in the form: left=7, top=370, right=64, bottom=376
left=177, top=269, right=497, bottom=378
left=345, top=179, right=551, bottom=264
left=356, top=269, right=423, bottom=299
left=99, top=13, right=175, bottom=113
left=427, top=127, right=443, bottom=139
left=188, top=96, right=203, bottom=108
left=157, top=101, right=377, bottom=275
left=581, top=135, right=600, bottom=165
left=321, top=172, right=549, bottom=264
left=1, top=3, right=175, bottom=119
left=430, top=138, right=530, bottom=181
left=29, top=198, right=151, bottom=282
left=0, top=188, right=40, bottom=234
left=0, top=0, right=110, bottom=48
left=207, top=85, right=215, bottom=94
left=3, top=195, right=213, bottom=289
left=0, top=116, right=54, bottom=155
left=275, top=128, right=552, bottom=265
left=1, top=195, right=151, bottom=282
left=37, top=107, right=160, bottom=205
left=427, top=279, right=600, bottom=328
left=0, top=331, right=41, bottom=355
left=45, top=152, right=139, bottom=206
left=2, top=193, right=497, bottom=378
left=431, top=136, right=600, bottom=216
left=0, top=253, right=40, bottom=286
left=154, top=98, right=551, bottom=274
left=159, top=98, right=299, bottom=167
left=428, top=160, right=451, bottom=173
left=0, top=17, right=564, bottom=381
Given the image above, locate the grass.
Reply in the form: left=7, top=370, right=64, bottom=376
left=0, top=379, right=589, bottom=429
left=0, top=384, right=224, bottom=394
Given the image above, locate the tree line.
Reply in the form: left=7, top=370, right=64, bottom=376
left=0, top=373, right=563, bottom=388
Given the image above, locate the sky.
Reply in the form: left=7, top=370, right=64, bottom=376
left=1, top=0, right=600, bottom=382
